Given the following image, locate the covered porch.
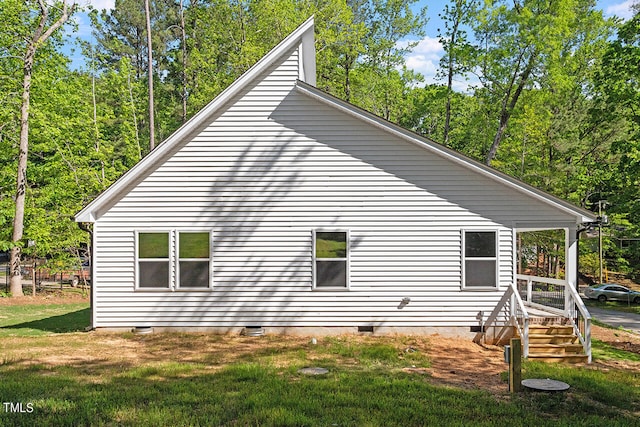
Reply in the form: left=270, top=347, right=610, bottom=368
left=477, top=223, right=593, bottom=363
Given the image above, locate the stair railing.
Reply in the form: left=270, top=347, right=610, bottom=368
left=476, top=282, right=530, bottom=357
left=565, top=283, right=592, bottom=363
left=516, top=274, right=592, bottom=363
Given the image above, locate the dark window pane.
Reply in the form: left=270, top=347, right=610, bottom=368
left=465, top=232, right=496, bottom=257
left=139, top=261, right=169, bottom=288
left=316, top=260, right=347, bottom=287
left=180, top=261, right=210, bottom=288
left=139, top=233, right=169, bottom=258
left=465, top=260, right=496, bottom=287
left=316, top=232, right=347, bottom=258
left=179, top=232, right=210, bottom=258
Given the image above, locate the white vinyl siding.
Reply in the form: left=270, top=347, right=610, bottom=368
left=89, top=43, right=583, bottom=329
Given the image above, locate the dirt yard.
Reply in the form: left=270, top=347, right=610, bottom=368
left=3, top=290, right=640, bottom=396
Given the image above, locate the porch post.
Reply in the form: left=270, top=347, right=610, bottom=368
left=566, top=227, right=578, bottom=314
left=566, top=227, right=578, bottom=288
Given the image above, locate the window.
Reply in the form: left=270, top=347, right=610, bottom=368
left=138, top=232, right=170, bottom=288
left=178, top=232, right=211, bottom=288
left=314, top=230, right=348, bottom=288
left=463, top=231, right=498, bottom=288
left=136, top=230, right=212, bottom=290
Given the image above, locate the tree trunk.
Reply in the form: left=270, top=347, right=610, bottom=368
left=443, top=13, right=460, bottom=146
left=9, top=46, right=36, bottom=296
left=9, top=0, right=74, bottom=297
left=485, top=110, right=510, bottom=165
left=485, top=50, right=538, bottom=166
left=145, top=0, right=155, bottom=150
left=179, top=0, right=188, bottom=123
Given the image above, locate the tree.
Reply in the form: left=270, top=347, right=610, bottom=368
left=9, top=0, right=75, bottom=297
left=360, top=0, right=427, bottom=120
left=144, top=0, right=155, bottom=150
left=437, top=0, right=477, bottom=145
left=470, top=0, right=597, bottom=165
left=592, top=5, right=640, bottom=276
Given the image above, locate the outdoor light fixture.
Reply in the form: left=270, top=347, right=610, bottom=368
left=398, top=297, right=411, bottom=309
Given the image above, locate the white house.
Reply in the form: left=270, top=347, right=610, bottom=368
left=76, top=18, right=596, bottom=351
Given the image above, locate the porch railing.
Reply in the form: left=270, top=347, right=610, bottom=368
left=517, top=274, right=592, bottom=363
left=476, top=282, right=530, bottom=357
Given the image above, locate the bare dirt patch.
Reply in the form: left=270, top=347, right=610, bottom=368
left=422, top=334, right=507, bottom=394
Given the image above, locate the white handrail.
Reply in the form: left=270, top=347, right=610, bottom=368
left=517, top=273, right=566, bottom=286
left=565, top=282, right=592, bottom=363
left=510, top=282, right=530, bottom=358
left=516, top=274, right=592, bottom=363
left=477, top=283, right=529, bottom=357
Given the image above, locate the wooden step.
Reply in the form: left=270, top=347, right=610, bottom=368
left=529, top=343, right=584, bottom=355
left=529, top=325, right=575, bottom=335
left=527, top=353, right=589, bottom=364
left=529, top=334, right=578, bottom=345
left=520, top=324, right=588, bottom=363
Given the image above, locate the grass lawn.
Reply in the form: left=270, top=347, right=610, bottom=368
left=1, top=302, right=639, bottom=426
left=584, top=298, right=640, bottom=315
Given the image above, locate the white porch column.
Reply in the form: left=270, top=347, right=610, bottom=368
left=566, top=226, right=579, bottom=289
left=565, top=227, right=579, bottom=316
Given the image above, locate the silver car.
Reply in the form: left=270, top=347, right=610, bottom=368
left=584, top=284, right=640, bottom=303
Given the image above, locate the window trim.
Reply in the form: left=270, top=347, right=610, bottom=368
left=312, top=229, right=350, bottom=290
left=135, top=230, right=173, bottom=290
left=135, top=229, right=214, bottom=291
left=461, top=229, right=499, bottom=290
left=176, top=230, right=213, bottom=290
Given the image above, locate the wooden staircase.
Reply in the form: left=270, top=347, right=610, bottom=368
left=526, top=324, right=588, bottom=364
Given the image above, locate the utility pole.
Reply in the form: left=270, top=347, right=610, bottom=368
left=598, top=200, right=608, bottom=284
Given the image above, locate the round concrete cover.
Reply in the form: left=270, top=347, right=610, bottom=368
left=298, top=367, right=329, bottom=375
left=522, top=378, right=570, bottom=392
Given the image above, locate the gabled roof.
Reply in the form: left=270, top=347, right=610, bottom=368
left=75, top=17, right=316, bottom=223
left=76, top=17, right=595, bottom=225
left=294, top=80, right=596, bottom=224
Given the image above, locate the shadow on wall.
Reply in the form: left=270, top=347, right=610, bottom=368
left=271, top=89, right=567, bottom=227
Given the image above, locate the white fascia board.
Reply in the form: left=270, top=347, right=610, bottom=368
left=294, top=81, right=596, bottom=224
left=75, top=17, right=316, bottom=223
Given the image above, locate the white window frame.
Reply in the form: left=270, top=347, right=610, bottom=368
left=176, top=230, right=213, bottom=290
left=312, top=229, right=350, bottom=290
left=135, top=229, right=213, bottom=291
left=461, top=229, right=499, bottom=290
left=135, top=230, right=173, bottom=290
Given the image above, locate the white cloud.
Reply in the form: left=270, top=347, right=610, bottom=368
left=78, top=0, right=115, bottom=11
left=400, top=36, right=444, bottom=84
left=400, top=36, right=481, bottom=93
left=605, top=0, right=637, bottom=19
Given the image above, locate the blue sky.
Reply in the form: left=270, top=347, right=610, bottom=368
left=70, top=0, right=637, bottom=88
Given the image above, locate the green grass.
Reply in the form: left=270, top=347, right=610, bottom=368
left=583, top=298, right=640, bottom=315
left=0, top=303, right=639, bottom=426
left=0, top=303, right=90, bottom=337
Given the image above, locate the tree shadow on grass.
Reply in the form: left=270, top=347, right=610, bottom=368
left=0, top=308, right=90, bottom=334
